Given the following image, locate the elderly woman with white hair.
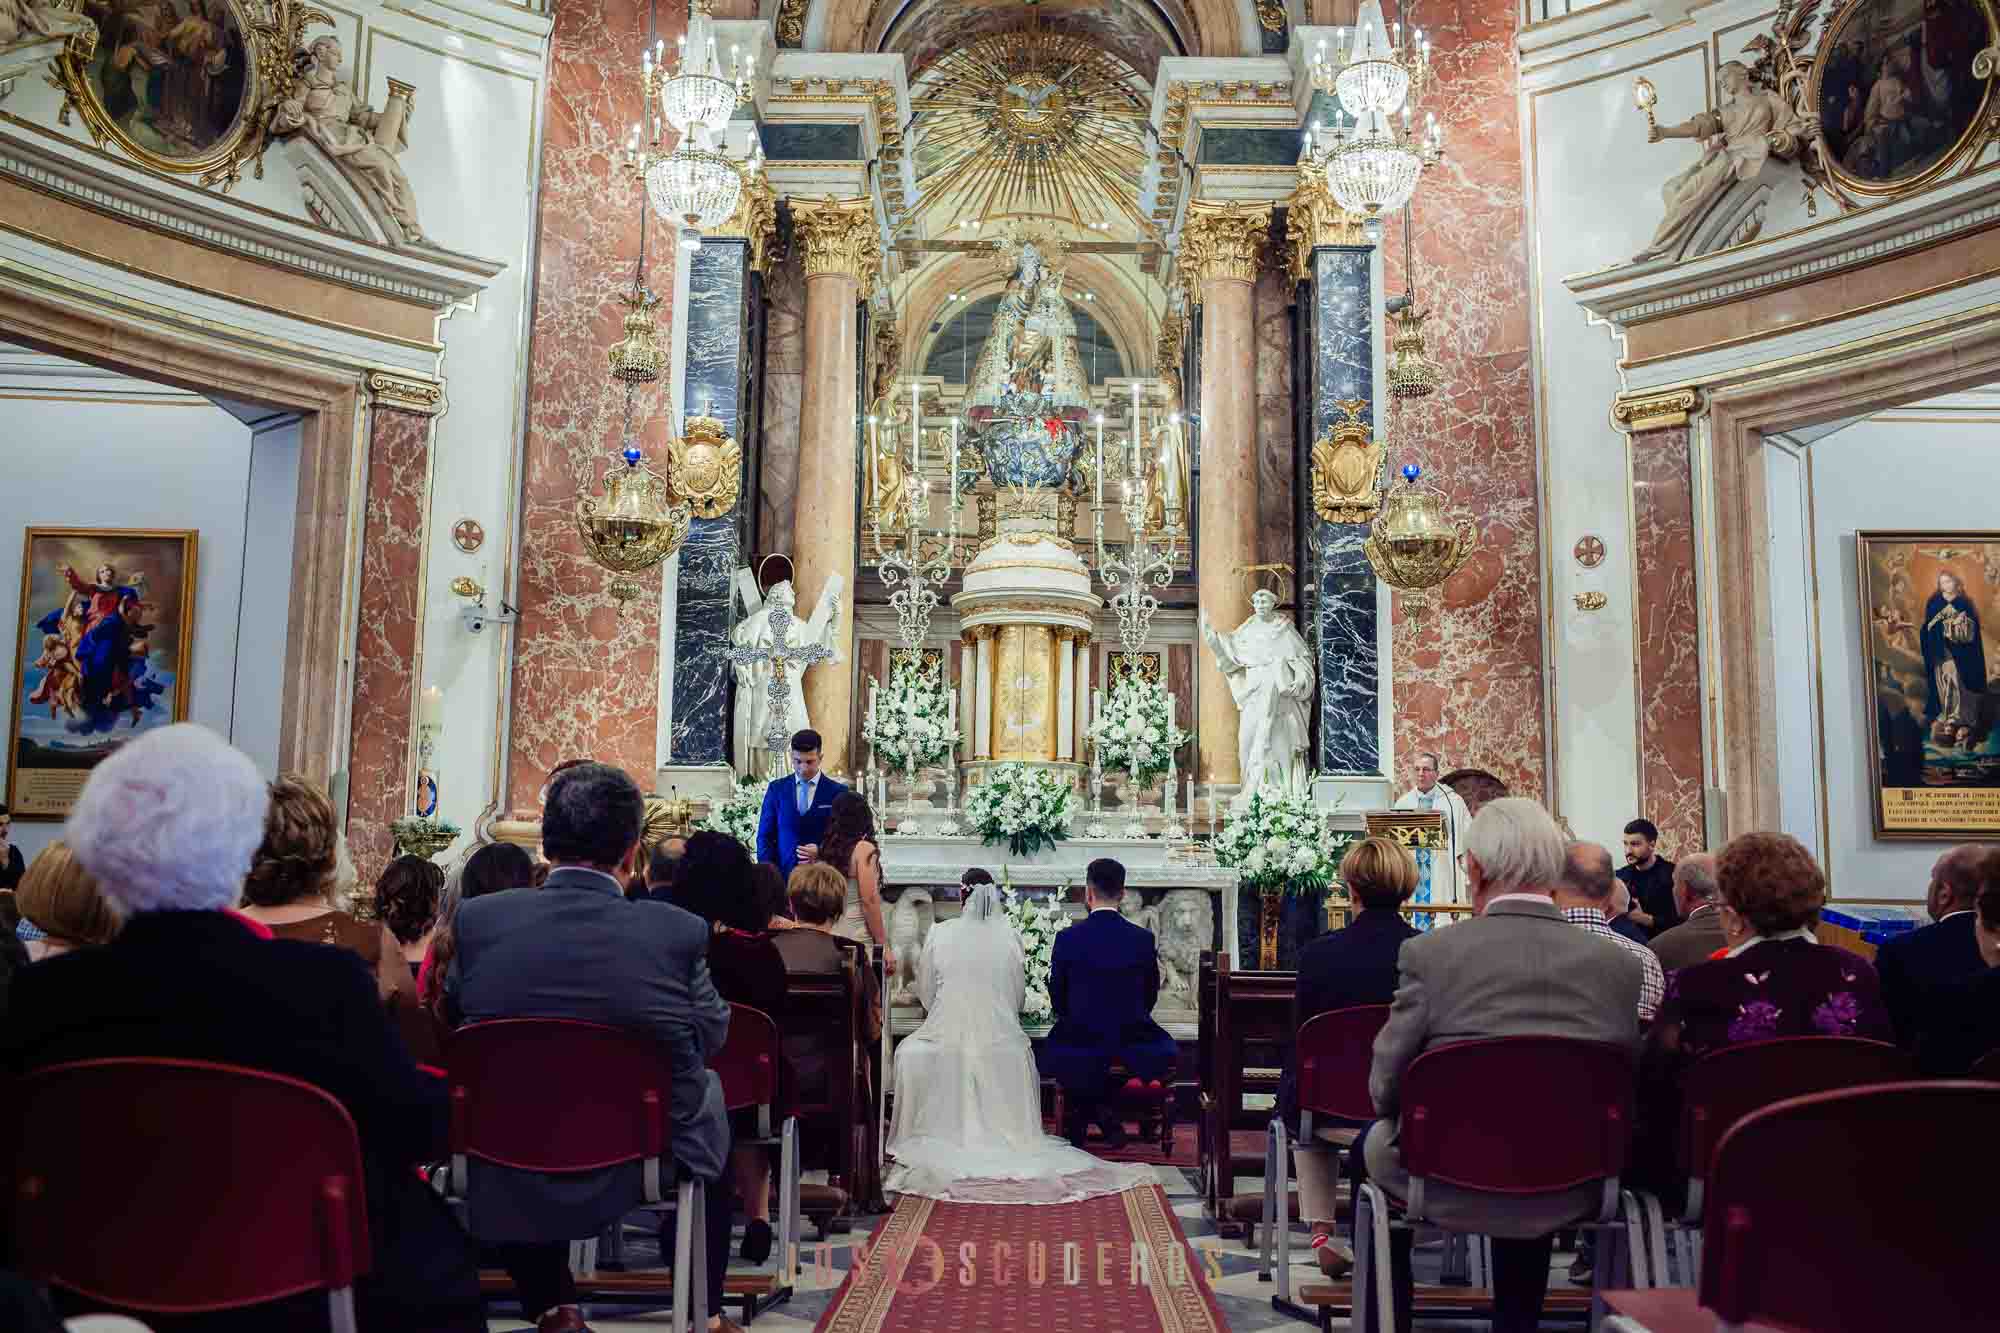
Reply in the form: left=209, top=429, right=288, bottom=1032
left=7, top=724, right=482, bottom=1331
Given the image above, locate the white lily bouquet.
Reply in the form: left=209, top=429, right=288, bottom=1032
left=700, top=776, right=764, bottom=855
left=1001, top=876, right=1071, bottom=1024
left=1086, top=675, right=1191, bottom=789
left=861, top=661, right=959, bottom=778
left=1213, top=784, right=1344, bottom=894
left=963, top=762, right=1074, bottom=856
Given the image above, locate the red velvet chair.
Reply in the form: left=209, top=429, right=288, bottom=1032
left=1262, top=1004, right=1391, bottom=1305
left=1646, top=1036, right=1910, bottom=1287
left=711, top=1004, right=801, bottom=1310
left=444, top=1019, right=707, bottom=1333
left=15, top=1057, right=370, bottom=1331
left=1603, top=1080, right=2000, bottom=1333
left=1352, top=1036, right=1648, bottom=1333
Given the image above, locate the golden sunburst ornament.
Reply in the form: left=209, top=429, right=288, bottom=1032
left=908, top=20, right=1155, bottom=237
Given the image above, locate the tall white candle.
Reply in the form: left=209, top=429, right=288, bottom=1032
left=1186, top=775, right=1195, bottom=822
left=1130, top=382, right=1142, bottom=478
left=911, top=383, right=922, bottom=477
left=950, top=417, right=961, bottom=513
left=1095, top=416, right=1104, bottom=505
left=868, top=678, right=880, bottom=732
left=419, top=685, right=444, bottom=733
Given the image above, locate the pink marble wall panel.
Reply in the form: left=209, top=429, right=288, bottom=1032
left=1632, top=425, right=1705, bottom=855
left=347, top=407, right=430, bottom=884
left=758, top=253, right=804, bottom=563
left=1382, top=0, right=1546, bottom=800
left=506, top=0, right=683, bottom=813
left=1254, top=265, right=1295, bottom=571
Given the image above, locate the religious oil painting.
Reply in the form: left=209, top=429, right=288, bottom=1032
left=72, top=0, right=253, bottom=165
left=8, top=528, right=197, bottom=819
left=1857, top=531, right=2000, bottom=839
left=1812, top=0, right=1997, bottom=193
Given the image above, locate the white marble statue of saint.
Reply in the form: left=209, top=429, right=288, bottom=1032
left=1200, top=588, right=1316, bottom=805
left=730, top=570, right=845, bottom=776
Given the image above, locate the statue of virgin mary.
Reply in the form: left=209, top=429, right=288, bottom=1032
left=962, top=229, right=1091, bottom=489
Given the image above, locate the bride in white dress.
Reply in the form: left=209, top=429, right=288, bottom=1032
left=884, top=883, right=1154, bottom=1204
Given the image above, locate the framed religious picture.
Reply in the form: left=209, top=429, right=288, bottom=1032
left=7, top=528, right=198, bottom=819
left=1856, top=530, right=2000, bottom=839
left=1808, top=0, right=1999, bottom=201
left=48, top=0, right=330, bottom=190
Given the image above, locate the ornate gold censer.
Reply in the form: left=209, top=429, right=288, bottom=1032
left=575, top=435, right=692, bottom=605
left=1364, top=463, right=1474, bottom=606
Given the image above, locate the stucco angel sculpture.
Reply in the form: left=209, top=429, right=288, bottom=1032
left=1633, top=60, right=1812, bottom=263
left=273, top=36, right=425, bottom=243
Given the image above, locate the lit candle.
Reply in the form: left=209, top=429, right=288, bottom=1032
left=1186, top=774, right=1195, bottom=823
left=911, top=382, right=923, bottom=478
left=868, top=678, right=880, bottom=733
left=419, top=685, right=444, bottom=734
left=950, top=416, right=961, bottom=514
left=947, top=679, right=958, bottom=740
left=1130, top=382, right=1141, bottom=478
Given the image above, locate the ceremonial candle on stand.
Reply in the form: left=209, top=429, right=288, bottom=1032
left=911, top=383, right=923, bottom=477
left=1129, top=382, right=1141, bottom=479
left=419, top=685, right=444, bottom=735
left=1186, top=775, right=1195, bottom=825
left=1094, top=416, right=1104, bottom=505
left=950, top=417, right=961, bottom=516
left=868, top=679, right=880, bottom=733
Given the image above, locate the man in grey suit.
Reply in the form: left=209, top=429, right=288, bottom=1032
left=446, top=763, right=738, bottom=1333
left=1359, top=797, right=1642, bottom=1333
left=1648, top=853, right=1726, bottom=973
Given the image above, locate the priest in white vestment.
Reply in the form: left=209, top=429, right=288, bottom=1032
left=1395, top=752, right=1472, bottom=927
left=1200, top=589, right=1316, bottom=804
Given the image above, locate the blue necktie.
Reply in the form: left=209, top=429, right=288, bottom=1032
left=797, top=778, right=810, bottom=815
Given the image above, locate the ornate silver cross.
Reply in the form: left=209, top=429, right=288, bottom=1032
left=726, top=601, right=834, bottom=757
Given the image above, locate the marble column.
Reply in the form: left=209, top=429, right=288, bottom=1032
left=1056, top=629, right=1077, bottom=761
left=1288, top=177, right=1383, bottom=775
left=1182, top=201, right=1271, bottom=786
left=789, top=197, right=880, bottom=777
left=959, top=632, right=978, bottom=761
left=347, top=395, right=437, bottom=884
left=974, top=627, right=995, bottom=758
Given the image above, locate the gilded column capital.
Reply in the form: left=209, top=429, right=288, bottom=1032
left=1612, top=387, right=1701, bottom=431
left=706, top=173, right=779, bottom=274
left=791, top=196, right=882, bottom=287
left=1180, top=200, right=1273, bottom=289
left=1284, top=175, right=1370, bottom=284
left=366, top=371, right=444, bottom=416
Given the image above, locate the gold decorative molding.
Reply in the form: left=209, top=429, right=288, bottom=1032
left=367, top=371, right=444, bottom=415
left=1284, top=175, right=1369, bottom=283
left=1254, top=0, right=1286, bottom=32
left=666, top=415, right=743, bottom=519
left=1612, top=387, right=1700, bottom=431
left=792, top=196, right=882, bottom=287
left=707, top=173, right=779, bottom=274
left=1573, top=591, right=1609, bottom=612
left=1310, top=399, right=1386, bottom=524
left=1180, top=201, right=1272, bottom=290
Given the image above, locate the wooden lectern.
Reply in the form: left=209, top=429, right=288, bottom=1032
left=1326, top=809, right=1454, bottom=929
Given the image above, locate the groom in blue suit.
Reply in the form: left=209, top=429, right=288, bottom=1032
left=756, top=729, right=848, bottom=880
left=1044, top=857, right=1177, bottom=1149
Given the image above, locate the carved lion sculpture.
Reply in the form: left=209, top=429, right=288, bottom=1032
left=1154, top=889, right=1213, bottom=1007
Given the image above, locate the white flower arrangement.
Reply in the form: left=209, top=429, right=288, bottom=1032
left=861, top=661, right=960, bottom=778
left=1000, top=877, right=1071, bottom=1024
left=1212, top=784, right=1345, bottom=894
left=700, top=776, right=764, bottom=854
left=1086, top=676, right=1191, bottom=789
left=963, top=762, right=1074, bottom=856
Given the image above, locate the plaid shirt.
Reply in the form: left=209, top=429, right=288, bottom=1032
left=1561, top=905, right=1664, bottom=1022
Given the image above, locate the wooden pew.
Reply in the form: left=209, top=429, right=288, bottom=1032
left=1197, top=949, right=1298, bottom=1236
left=778, top=948, right=874, bottom=1237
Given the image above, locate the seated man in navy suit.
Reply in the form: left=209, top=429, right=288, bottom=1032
left=756, top=729, right=848, bottom=880
left=1043, top=857, right=1177, bottom=1149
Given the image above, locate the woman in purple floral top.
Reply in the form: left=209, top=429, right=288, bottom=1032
left=1631, top=832, right=1891, bottom=1200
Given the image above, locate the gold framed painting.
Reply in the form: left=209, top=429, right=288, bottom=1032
left=49, top=0, right=331, bottom=190
left=7, top=528, right=198, bottom=819
left=1856, top=530, right=2000, bottom=839
left=1807, top=0, right=1999, bottom=202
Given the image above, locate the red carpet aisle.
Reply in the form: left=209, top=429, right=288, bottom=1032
left=813, top=1186, right=1226, bottom=1333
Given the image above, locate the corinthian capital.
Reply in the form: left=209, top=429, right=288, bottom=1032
left=1283, top=175, right=1369, bottom=283
left=1180, top=200, right=1273, bottom=288
left=792, top=197, right=882, bottom=287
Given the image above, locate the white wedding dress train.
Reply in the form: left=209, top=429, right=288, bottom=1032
left=884, top=887, right=1154, bottom=1205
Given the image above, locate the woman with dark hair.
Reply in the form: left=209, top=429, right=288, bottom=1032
left=375, top=854, right=445, bottom=976
left=817, top=791, right=893, bottom=975
left=676, top=829, right=791, bottom=1264
left=751, top=860, right=794, bottom=931
left=239, top=775, right=414, bottom=1006
left=420, top=841, right=535, bottom=1016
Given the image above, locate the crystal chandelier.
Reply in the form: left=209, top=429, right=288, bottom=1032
left=1307, top=108, right=1443, bottom=225
left=1364, top=463, right=1473, bottom=604
left=645, top=0, right=752, bottom=141
left=641, top=144, right=749, bottom=234
left=1308, top=0, right=1432, bottom=117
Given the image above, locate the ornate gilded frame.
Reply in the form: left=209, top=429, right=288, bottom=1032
left=1777, top=0, right=2000, bottom=207
left=49, top=0, right=330, bottom=191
